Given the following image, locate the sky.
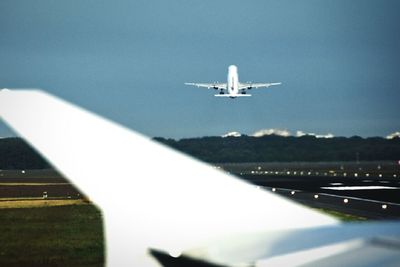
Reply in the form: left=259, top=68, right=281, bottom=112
left=0, top=0, right=399, bottom=139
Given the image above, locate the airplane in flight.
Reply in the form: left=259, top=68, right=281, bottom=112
left=185, top=65, right=281, bottom=98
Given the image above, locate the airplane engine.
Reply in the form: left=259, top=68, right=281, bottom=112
left=213, top=82, right=220, bottom=90
left=247, top=81, right=252, bottom=90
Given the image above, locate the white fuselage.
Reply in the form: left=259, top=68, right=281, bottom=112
left=227, top=65, right=239, bottom=96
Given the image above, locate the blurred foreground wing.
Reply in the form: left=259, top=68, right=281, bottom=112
left=0, top=89, right=336, bottom=267
left=183, top=221, right=400, bottom=267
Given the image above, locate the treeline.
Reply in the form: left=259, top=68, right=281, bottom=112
left=154, top=135, right=400, bottom=163
left=1, top=136, right=400, bottom=169
left=0, top=138, right=51, bottom=169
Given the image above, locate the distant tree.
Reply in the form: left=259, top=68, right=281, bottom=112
left=153, top=135, right=400, bottom=163
left=2, top=136, right=400, bottom=169
left=0, top=138, right=51, bottom=169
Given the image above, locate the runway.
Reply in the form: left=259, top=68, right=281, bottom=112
left=246, top=176, right=400, bottom=219
left=2, top=163, right=400, bottom=219
left=0, top=169, right=83, bottom=200
left=266, top=187, right=400, bottom=220
left=221, top=161, right=400, bottom=219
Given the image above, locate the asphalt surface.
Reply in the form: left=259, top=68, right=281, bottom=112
left=2, top=164, right=400, bottom=219
left=246, top=176, right=400, bottom=219
left=221, top=162, right=400, bottom=219
left=0, top=169, right=82, bottom=199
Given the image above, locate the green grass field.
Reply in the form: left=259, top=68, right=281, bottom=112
left=0, top=200, right=365, bottom=267
left=0, top=204, right=104, bottom=267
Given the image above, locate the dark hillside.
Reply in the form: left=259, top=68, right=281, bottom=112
left=0, top=138, right=50, bottom=169
left=1, top=136, right=400, bottom=169
left=154, top=135, right=400, bottom=163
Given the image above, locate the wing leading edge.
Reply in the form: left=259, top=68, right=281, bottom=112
left=184, top=83, right=227, bottom=90
left=239, top=82, right=282, bottom=90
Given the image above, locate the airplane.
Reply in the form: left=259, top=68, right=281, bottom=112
left=185, top=65, right=281, bottom=98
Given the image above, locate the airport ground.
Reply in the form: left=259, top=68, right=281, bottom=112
left=0, top=162, right=399, bottom=266
left=0, top=204, right=104, bottom=267
left=0, top=169, right=104, bottom=267
left=219, top=161, right=400, bottom=220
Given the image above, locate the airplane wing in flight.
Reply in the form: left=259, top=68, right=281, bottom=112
left=184, top=83, right=227, bottom=90
left=239, top=82, right=281, bottom=90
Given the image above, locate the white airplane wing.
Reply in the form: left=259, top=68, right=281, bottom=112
left=0, top=89, right=338, bottom=267
left=181, top=221, right=400, bottom=267
left=185, top=82, right=227, bottom=90
left=239, top=82, right=281, bottom=90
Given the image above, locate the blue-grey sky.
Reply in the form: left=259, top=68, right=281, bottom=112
left=1, top=0, right=399, bottom=138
